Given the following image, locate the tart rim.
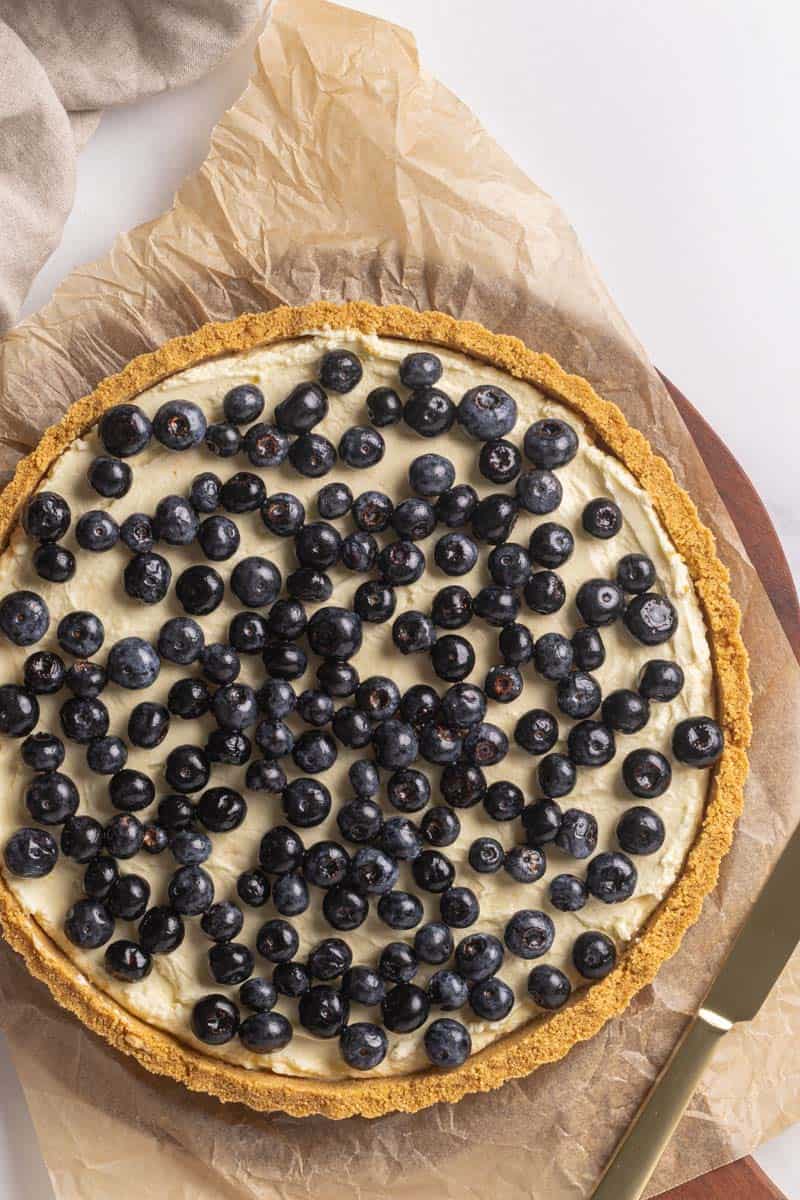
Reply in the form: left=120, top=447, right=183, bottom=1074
left=0, top=301, right=751, bottom=1119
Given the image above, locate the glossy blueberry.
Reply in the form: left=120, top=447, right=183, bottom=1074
left=479, top=438, right=521, bottom=484
left=281, top=778, right=330, bottom=829
left=0, top=590, right=49, bottom=646
left=392, top=498, right=436, bottom=541
left=141, top=823, right=169, bottom=855
left=426, top=971, right=469, bottom=1011
left=435, top=483, right=478, bottom=528
left=339, top=425, right=385, bottom=468
left=499, top=622, right=535, bottom=666
left=237, top=868, right=271, bottom=909
left=524, top=570, right=566, bottom=616
left=407, top=454, right=454, bottom=499
left=400, top=352, right=442, bottom=388
left=516, top=468, right=563, bottom=515
left=672, top=716, right=724, bottom=767
left=22, top=730, right=64, bottom=770
left=307, top=605, right=363, bottom=661
left=504, top=844, right=547, bottom=884
left=412, top=849, right=455, bottom=894
left=572, top=626, right=606, bottom=670
left=220, top=471, right=266, bottom=513
left=352, top=490, right=393, bottom=532
left=239, top=977, right=277, bottom=1012
left=124, top=552, right=171, bottom=606
left=107, top=637, right=160, bottom=690
left=528, top=964, right=571, bottom=1010
left=128, top=702, right=169, bottom=749
left=138, top=906, right=185, bottom=955
left=104, top=813, right=145, bottom=859
left=191, top=994, right=239, bottom=1045
left=209, top=942, right=254, bottom=985
left=153, top=495, right=199, bottom=546
left=299, top=985, right=349, bottom=1038
left=153, top=400, right=206, bottom=450
left=370, top=719, right=418, bottom=771
left=638, top=659, right=684, bottom=701
left=440, top=682, right=486, bottom=729
left=555, top=808, right=598, bottom=860
left=319, top=349, right=362, bottom=393
left=488, top=543, right=530, bottom=590
left=339, top=1023, right=387, bottom=1071
left=4, top=828, right=58, bottom=877
left=23, top=491, right=71, bottom=541
left=107, top=767, right=154, bottom=813
left=188, top=472, right=222, bottom=514
left=458, top=384, right=516, bottom=440
left=431, top=634, right=475, bottom=683
left=86, top=735, right=127, bottom=775
left=107, top=874, right=151, bottom=920
left=582, top=497, right=623, bottom=539
left=262, top=638, right=309, bottom=680
left=59, top=697, right=108, bottom=744
left=120, top=513, right=155, bottom=554
left=557, top=671, right=602, bottom=719
left=205, top=422, right=241, bottom=457
left=421, top=806, right=460, bottom=847
left=316, top=659, right=359, bottom=697
left=424, top=1017, right=471, bottom=1067
left=568, top=720, right=615, bottom=767
left=379, top=941, right=419, bottom=982
left=392, top=611, right=436, bottom=657
left=104, top=940, right=152, bottom=983
left=549, top=873, right=588, bottom=912
left=468, top=836, right=504, bottom=874
left=382, top=982, right=429, bottom=1032
left=168, top=677, right=212, bottom=719
left=403, top=386, right=455, bottom=437
left=455, top=932, right=503, bottom=982
left=223, top=383, right=264, bottom=425
left=573, top=931, right=617, bottom=979
left=260, top=491, right=306, bottom=536
left=380, top=816, right=423, bottom=862
left=156, top=617, right=204, bottom=667
left=303, top=840, right=350, bottom=889
left=0, top=686, right=39, bottom=736
left=617, top=552, right=656, bottom=594
left=197, top=515, right=240, bottom=561
left=586, top=851, right=637, bottom=903
left=245, top=759, right=286, bottom=793
left=378, top=540, right=426, bottom=586
left=170, top=829, right=212, bottom=866
left=272, top=873, right=309, bottom=916
left=99, top=404, right=152, bottom=458
left=601, top=688, right=649, bottom=734
left=268, top=959, right=306, bottom=995
left=471, top=492, right=518, bottom=544
left=366, top=386, right=402, bottom=426
left=439, top=886, right=479, bottom=928
left=256, top=918, right=300, bottom=962
left=291, top=730, right=336, bottom=774
left=33, top=543, right=76, bottom=583
left=523, top=418, right=578, bottom=468
left=429, top=586, right=470, bottom=632
left=419, top=722, right=463, bottom=766
left=322, top=884, right=368, bottom=930
left=617, top=805, right=665, bottom=855
left=377, top=889, right=423, bottom=929
left=244, top=422, right=290, bottom=468
left=529, top=522, right=573, bottom=568
left=481, top=779, right=522, bottom=822
left=88, top=456, right=132, bottom=498
left=176, top=564, right=224, bottom=615
left=481, top=665, right=522, bottom=706
left=196, top=786, right=246, bottom=833
left=164, top=743, right=210, bottom=794
left=624, top=592, right=679, bottom=645
left=470, top=976, right=514, bottom=1021
left=622, top=747, right=672, bottom=798
left=239, top=1011, right=292, bottom=1053
left=64, top=898, right=114, bottom=949
left=288, top=432, right=337, bottom=477
left=462, top=722, right=508, bottom=767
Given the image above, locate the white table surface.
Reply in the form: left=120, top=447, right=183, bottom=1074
left=6, top=1, right=800, bottom=1195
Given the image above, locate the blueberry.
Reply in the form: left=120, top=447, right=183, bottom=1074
left=286, top=568, right=332, bottom=603
left=104, top=813, right=144, bottom=859
left=617, top=805, right=665, bottom=855
left=348, top=758, right=380, bottom=797
left=439, top=886, right=479, bottom=928
left=424, top=1017, right=471, bottom=1067
left=323, top=884, right=368, bottom=930
left=153, top=495, right=198, bottom=546
left=109, top=768, right=155, bottom=812
left=272, top=873, right=309, bottom=916
left=23, top=491, right=71, bottom=541
left=299, top=985, right=349, bottom=1038
left=380, top=817, right=422, bottom=862
left=303, top=840, right=350, bottom=889
left=339, top=426, right=385, bottom=468
left=382, top=983, right=429, bottom=1032
left=412, top=849, right=455, bottom=893
left=128, top=702, right=170, bottom=749
left=107, top=637, right=160, bottom=689
left=529, top=522, right=573, bottom=568
left=141, top=824, right=169, bottom=855
left=237, top=868, right=271, bottom=908
left=260, top=492, right=306, bottom=536
left=292, top=729, right=337, bottom=773
left=479, top=438, right=521, bottom=484
left=366, top=386, right=402, bottom=426
left=587, top=851, right=638, bottom=904
left=64, top=898, right=114, bottom=949
left=488, top=543, right=531, bottom=589
left=171, top=829, right=212, bottom=866
left=22, top=731, right=64, bottom=770
left=191, top=995, right=239, bottom=1045
left=463, top=722, right=508, bottom=767
left=245, top=759, right=286, bottom=793
left=638, top=659, right=684, bottom=701
left=267, top=599, right=308, bottom=642
left=205, top=423, right=241, bottom=457
left=340, top=530, right=378, bottom=573
left=400, top=684, right=441, bottom=729
left=421, top=806, right=460, bottom=847
left=524, top=418, right=578, bottom=468
left=315, top=482, right=351, bottom=521
left=549, top=873, right=587, bottom=911
left=622, top=748, right=671, bottom=798
left=104, top=940, right=152, bottom=983
left=378, top=539, right=426, bottom=585
left=168, top=677, right=211, bottom=719
left=317, top=659, right=359, bottom=697
left=220, top=471, right=266, bottom=513
left=379, top=941, right=419, bottom=982
left=289, top=433, right=337, bottom=477
left=572, top=627, right=606, bottom=670
left=483, top=780, right=524, bottom=822
left=244, top=422, right=290, bottom=468
left=347, top=847, right=399, bottom=898
left=308, top=937, right=352, bottom=981
left=392, top=610, right=436, bottom=655
left=568, top=720, right=615, bottom=767
left=239, top=1011, right=292, bottom=1052
left=582, top=497, right=623, bottom=539
left=524, top=570, right=566, bottom=615
left=297, top=688, right=335, bottom=727
left=196, top=786, right=246, bottom=833
left=602, top=688, right=649, bottom=733
left=273, top=961, right=311, bottom=998
left=224, top=383, right=264, bottom=425
left=139, top=906, right=185, bottom=955
left=239, top=977, right=277, bottom=1012
left=386, top=768, right=431, bottom=816
left=440, top=682, right=485, bottom=730
left=88, top=456, right=132, bottom=498
left=504, top=844, right=546, bottom=884
left=468, top=836, right=504, bottom=873
left=516, top=468, right=563, bottom=515
left=124, top=552, right=172, bottom=605
left=372, top=719, right=419, bottom=770
left=672, top=716, right=724, bottom=767
left=153, top=400, right=206, bottom=450
left=554, top=808, right=598, bottom=859
left=256, top=680, right=297, bottom=721
left=431, top=585, right=472, bottom=630
left=352, top=490, right=394, bottom=531
left=419, top=722, right=462, bottom=766
left=499, top=622, right=535, bottom=666
left=120, top=513, right=155, bottom=553
left=339, top=1023, right=387, bottom=1071
left=472, top=493, right=518, bottom=544
left=307, top=605, right=363, bottom=661
left=0, top=591, right=49, bottom=646
left=434, top=532, right=478, bottom=576
left=196, top=515, right=239, bottom=561
left=176, top=565, right=224, bottom=615
left=189, top=472, right=222, bottom=513
left=458, top=384, right=517, bottom=440
left=295, top=522, right=342, bottom=571
left=320, top=349, right=362, bottom=393
left=455, top=932, right=503, bottom=981
left=624, top=593, right=679, bottom=645
left=107, top=874, right=151, bottom=920
left=400, top=352, right=442, bottom=388
left=0, top=686, right=38, bottom=736
left=435, top=483, right=478, bottom=528
left=426, top=971, right=469, bottom=1011
left=99, top=404, right=152, bottom=457
left=557, top=671, right=602, bottom=719
left=617, top=552, right=656, bottom=594
left=483, top=664, right=523, bottom=705
left=431, top=634, right=475, bottom=682
left=377, top=889, right=423, bottom=929
left=4, top=827, right=58, bottom=877
left=403, top=387, right=455, bottom=437
left=165, top=744, right=210, bottom=794
left=528, top=964, right=572, bottom=1010
left=59, top=697, right=108, bottom=743
left=86, top=735, right=127, bottom=775
left=334, top=800, right=380, bottom=847
left=158, top=617, right=204, bottom=666
left=209, top=942, right=254, bottom=986
left=282, top=777, right=332, bottom=828
left=33, top=542, right=76, bottom=583
left=469, top=976, right=514, bottom=1021
left=392, top=498, right=436, bottom=540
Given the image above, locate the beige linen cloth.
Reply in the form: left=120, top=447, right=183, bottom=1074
left=0, top=0, right=261, bottom=333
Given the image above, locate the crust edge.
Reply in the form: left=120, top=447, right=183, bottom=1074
left=0, top=301, right=751, bottom=1119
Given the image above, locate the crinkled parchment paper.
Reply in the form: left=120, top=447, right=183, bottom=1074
left=0, top=1, right=798, bottom=1196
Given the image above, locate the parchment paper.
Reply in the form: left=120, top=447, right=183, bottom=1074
left=0, top=2, right=798, bottom=1196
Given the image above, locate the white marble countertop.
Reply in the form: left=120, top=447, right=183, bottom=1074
left=5, top=2, right=799, bottom=1195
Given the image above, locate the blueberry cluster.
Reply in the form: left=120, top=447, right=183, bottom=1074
left=0, top=345, right=726, bottom=1074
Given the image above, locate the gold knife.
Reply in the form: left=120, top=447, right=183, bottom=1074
left=592, top=817, right=800, bottom=1200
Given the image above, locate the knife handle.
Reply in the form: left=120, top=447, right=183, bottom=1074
left=592, top=1011, right=730, bottom=1200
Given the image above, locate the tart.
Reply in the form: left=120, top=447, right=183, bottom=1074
left=0, top=302, right=750, bottom=1118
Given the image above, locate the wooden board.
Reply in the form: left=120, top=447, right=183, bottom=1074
left=653, top=375, right=799, bottom=1200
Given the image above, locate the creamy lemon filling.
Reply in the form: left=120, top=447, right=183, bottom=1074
left=0, top=330, right=714, bottom=1078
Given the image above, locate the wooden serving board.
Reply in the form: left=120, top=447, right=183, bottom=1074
left=653, top=376, right=799, bottom=1200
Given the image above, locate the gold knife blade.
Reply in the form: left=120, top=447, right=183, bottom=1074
left=592, top=815, right=800, bottom=1200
